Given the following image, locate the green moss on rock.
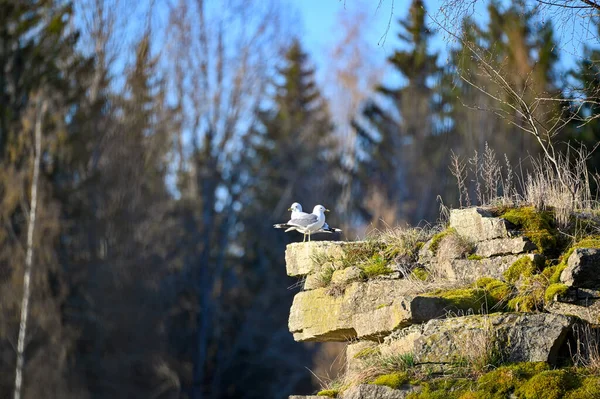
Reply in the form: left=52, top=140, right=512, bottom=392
left=561, top=236, right=600, bottom=262
left=544, top=283, right=569, bottom=303
left=476, top=278, right=513, bottom=305
left=370, top=372, right=409, bottom=389
left=476, top=362, right=549, bottom=397
left=515, top=369, right=579, bottom=399
left=411, top=267, right=430, bottom=281
left=564, top=376, right=600, bottom=399
left=317, top=389, right=339, bottom=397
left=507, top=295, right=538, bottom=312
left=501, top=207, right=558, bottom=255
left=426, top=288, right=493, bottom=312
left=353, top=347, right=380, bottom=359
left=360, top=253, right=393, bottom=278
left=503, top=257, right=538, bottom=284
left=407, top=378, right=474, bottom=399
left=429, top=227, right=457, bottom=254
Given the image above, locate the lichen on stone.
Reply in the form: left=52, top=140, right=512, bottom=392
left=467, top=254, right=484, bottom=260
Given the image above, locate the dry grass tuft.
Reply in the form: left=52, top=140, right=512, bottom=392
left=450, top=142, right=600, bottom=228
left=569, top=323, right=600, bottom=374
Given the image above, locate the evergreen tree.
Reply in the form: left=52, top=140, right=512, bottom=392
left=253, top=39, right=338, bottom=213
left=212, top=39, right=342, bottom=398
left=356, top=0, right=451, bottom=224
left=61, top=32, right=177, bottom=399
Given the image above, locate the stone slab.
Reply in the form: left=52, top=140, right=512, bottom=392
left=380, top=312, right=573, bottom=365
left=288, top=280, right=465, bottom=342
left=449, top=208, right=511, bottom=242
left=561, top=248, right=600, bottom=289
left=474, top=237, right=536, bottom=258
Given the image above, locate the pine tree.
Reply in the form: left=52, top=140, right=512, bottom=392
left=356, top=0, right=450, bottom=224
left=253, top=39, right=339, bottom=216
left=209, top=39, right=341, bottom=398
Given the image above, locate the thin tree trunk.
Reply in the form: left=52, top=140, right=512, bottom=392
left=14, top=99, right=47, bottom=399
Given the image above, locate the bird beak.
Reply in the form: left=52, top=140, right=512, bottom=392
left=287, top=207, right=292, bottom=211
left=325, top=209, right=330, bottom=213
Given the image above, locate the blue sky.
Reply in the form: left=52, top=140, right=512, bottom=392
left=294, top=0, right=405, bottom=83
left=294, top=0, right=592, bottom=88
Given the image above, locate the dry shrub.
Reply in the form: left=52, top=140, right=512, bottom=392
left=569, top=323, right=600, bottom=373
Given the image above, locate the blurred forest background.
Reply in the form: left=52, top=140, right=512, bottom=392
left=0, top=0, right=599, bottom=398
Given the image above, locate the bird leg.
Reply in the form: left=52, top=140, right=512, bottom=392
left=303, top=233, right=306, bottom=243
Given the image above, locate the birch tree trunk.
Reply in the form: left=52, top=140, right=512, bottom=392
left=13, top=99, right=47, bottom=399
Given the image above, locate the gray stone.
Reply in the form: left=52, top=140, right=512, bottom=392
left=289, top=396, right=322, bottom=399
left=346, top=341, right=378, bottom=375
left=303, top=273, right=323, bottom=290
left=546, top=298, right=600, bottom=325
left=561, top=248, right=600, bottom=289
left=331, top=267, right=362, bottom=285
left=288, top=280, right=469, bottom=342
left=475, top=237, right=536, bottom=258
left=381, top=313, right=573, bottom=365
left=431, top=254, right=541, bottom=283
left=449, top=208, right=512, bottom=242
left=342, top=384, right=419, bottom=399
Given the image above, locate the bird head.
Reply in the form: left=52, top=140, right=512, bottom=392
left=313, top=205, right=329, bottom=214
left=288, top=202, right=302, bottom=212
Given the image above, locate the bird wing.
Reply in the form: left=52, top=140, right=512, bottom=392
left=287, top=213, right=318, bottom=228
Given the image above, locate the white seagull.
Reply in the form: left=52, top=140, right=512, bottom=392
left=288, top=204, right=327, bottom=242
left=274, top=203, right=342, bottom=238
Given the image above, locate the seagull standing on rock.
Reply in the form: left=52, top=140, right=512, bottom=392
left=274, top=203, right=342, bottom=240
left=289, top=204, right=327, bottom=242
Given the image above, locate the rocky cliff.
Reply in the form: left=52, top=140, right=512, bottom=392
left=286, top=207, right=600, bottom=398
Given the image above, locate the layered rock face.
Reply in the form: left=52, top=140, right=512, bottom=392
left=286, top=207, right=600, bottom=399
